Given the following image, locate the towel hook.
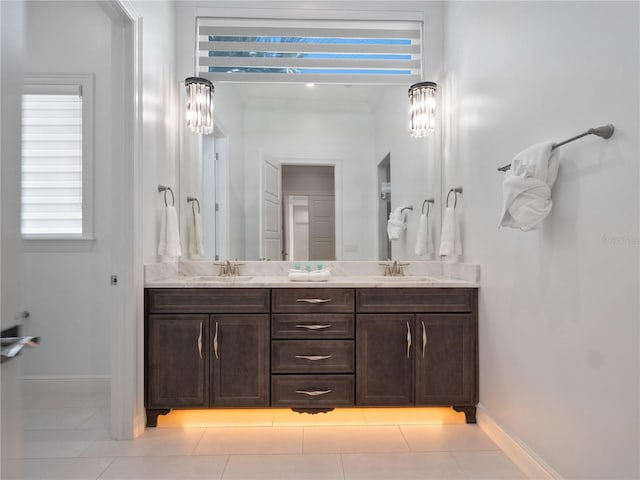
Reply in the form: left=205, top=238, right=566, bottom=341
left=446, top=187, right=463, bottom=208
left=187, top=196, right=201, bottom=215
left=158, top=185, right=175, bottom=207
left=421, top=198, right=435, bottom=216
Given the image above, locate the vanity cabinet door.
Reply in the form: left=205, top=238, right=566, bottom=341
left=415, top=314, right=477, bottom=405
left=210, top=314, right=270, bottom=407
left=356, top=314, right=414, bottom=406
left=147, top=314, right=209, bottom=408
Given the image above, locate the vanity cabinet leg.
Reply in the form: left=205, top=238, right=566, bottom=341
left=145, top=408, right=171, bottom=427
left=452, top=405, right=476, bottom=424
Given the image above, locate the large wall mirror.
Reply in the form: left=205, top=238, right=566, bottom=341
left=179, top=82, right=441, bottom=262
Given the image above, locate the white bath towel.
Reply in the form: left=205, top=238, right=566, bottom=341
left=158, top=206, right=182, bottom=258
left=439, top=207, right=462, bottom=258
left=387, top=207, right=407, bottom=241
left=189, top=211, right=204, bottom=259
left=309, top=268, right=332, bottom=282
left=414, top=213, right=434, bottom=258
left=500, top=141, right=560, bottom=231
left=288, top=269, right=310, bottom=281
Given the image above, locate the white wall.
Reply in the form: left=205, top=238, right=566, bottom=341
left=22, top=1, right=117, bottom=377
left=444, top=2, right=639, bottom=478
left=137, top=1, right=178, bottom=264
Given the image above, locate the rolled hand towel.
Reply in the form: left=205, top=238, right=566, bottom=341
left=500, top=141, right=559, bottom=231
left=414, top=213, right=434, bottom=258
left=158, top=206, right=182, bottom=258
left=309, top=268, right=331, bottom=282
left=387, top=207, right=407, bottom=241
left=288, top=269, right=310, bottom=281
left=439, top=207, right=462, bottom=258
left=189, top=212, right=204, bottom=259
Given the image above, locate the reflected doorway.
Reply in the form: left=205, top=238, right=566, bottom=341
left=282, top=165, right=335, bottom=261
left=378, top=153, right=391, bottom=260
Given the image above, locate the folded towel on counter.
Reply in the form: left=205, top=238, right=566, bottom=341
left=414, top=213, right=434, bottom=258
left=158, top=206, right=182, bottom=258
left=387, top=207, right=407, bottom=241
left=309, top=268, right=331, bottom=282
left=288, top=269, right=310, bottom=281
left=500, top=141, right=559, bottom=231
left=189, top=211, right=204, bottom=259
left=439, top=206, right=462, bottom=258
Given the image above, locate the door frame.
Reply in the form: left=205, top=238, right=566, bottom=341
left=103, top=0, right=143, bottom=440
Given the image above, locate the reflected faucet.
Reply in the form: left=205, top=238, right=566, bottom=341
left=214, top=260, right=244, bottom=276
left=379, top=260, right=410, bottom=276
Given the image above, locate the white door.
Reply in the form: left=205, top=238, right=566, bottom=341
left=309, top=194, right=335, bottom=260
left=261, top=157, right=282, bottom=260
left=1, top=1, right=26, bottom=477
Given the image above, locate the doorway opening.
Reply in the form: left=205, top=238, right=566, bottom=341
left=377, top=153, right=391, bottom=261
left=282, top=165, right=335, bottom=261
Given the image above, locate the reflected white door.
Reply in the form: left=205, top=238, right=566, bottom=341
left=261, top=157, right=282, bottom=260
left=1, top=1, right=26, bottom=476
left=309, top=195, right=335, bottom=260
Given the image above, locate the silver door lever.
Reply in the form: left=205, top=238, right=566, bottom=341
left=1, top=336, right=40, bottom=363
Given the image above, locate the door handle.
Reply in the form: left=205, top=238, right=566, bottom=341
left=296, top=298, right=332, bottom=304
left=422, top=321, right=427, bottom=358
left=295, top=324, right=332, bottom=330
left=197, top=322, right=203, bottom=360
left=406, top=321, right=412, bottom=359
left=295, top=389, right=332, bottom=396
left=213, top=321, right=219, bottom=359
left=295, top=355, right=332, bottom=361
left=1, top=336, right=40, bottom=363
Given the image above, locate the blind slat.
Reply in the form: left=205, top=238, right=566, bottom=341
left=199, top=72, right=422, bottom=85
left=200, top=41, right=420, bottom=55
left=199, top=56, right=419, bottom=70
left=200, top=25, right=420, bottom=39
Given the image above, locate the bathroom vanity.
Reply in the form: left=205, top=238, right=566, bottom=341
left=144, top=264, right=479, bottom=427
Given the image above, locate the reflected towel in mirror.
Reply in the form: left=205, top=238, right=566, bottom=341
left=414, top=213, right=434, bottom=258
left=387, top=207, right=407, bottom=241
left=158, top=205, right=182, bottom=258
left=189, top=211, right=204, bottom=259
left=439, top=207, right=462, bottom=258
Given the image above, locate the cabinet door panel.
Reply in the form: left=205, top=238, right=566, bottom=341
left=211, top=314, right=270, bottom=407
left=415, top=314, right=477, bottom=405
left=147, top=314, right=209, bottom=408
left=356, top=314, right=414, bottom=406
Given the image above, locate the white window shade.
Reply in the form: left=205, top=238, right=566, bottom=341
left=21, top=74, right=93, bottom=242
left=197, top=18, right=422, bottom=85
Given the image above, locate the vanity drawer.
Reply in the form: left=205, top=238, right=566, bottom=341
left=356, top=288, right=476, bottom=313
left=271, top=340, right=354, bottom=374
left=146, top=289, right=270, bottom=314
left=272, top=314, right=354, bottom=339
left=271, top=374, right=354, bottom=407
left=272, top=288, right=355, bottom=313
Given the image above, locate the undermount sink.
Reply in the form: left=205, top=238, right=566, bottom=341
left=185, top=276, right=254, bottom=283
left=371, top=276, right=434, bottom=282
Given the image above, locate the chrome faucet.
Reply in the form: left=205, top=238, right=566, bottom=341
left=379, top=260, right=410, bottom=276
left=214, top=260, right=244, bottom=276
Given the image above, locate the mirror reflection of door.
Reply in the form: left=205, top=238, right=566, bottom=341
left=282, top=165, right=335, bottom=261
left=378, top=153, right=391, bottom=260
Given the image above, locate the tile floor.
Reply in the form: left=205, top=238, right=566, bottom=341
left=21, top=389, right=527, bottom=480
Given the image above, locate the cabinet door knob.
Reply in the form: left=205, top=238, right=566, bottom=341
left=295, top=355, right=332, bottom=361
left=295, top=389, right=332, bottom=396
left=406, top=321, right=412, bottom=359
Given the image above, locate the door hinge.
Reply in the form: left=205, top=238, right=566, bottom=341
left=214, top=152, right=219, bottom=161
left=110, top=275, right=118, bottom=286
left=215, top=254, right=219, bottom=261
left=215, top=203, right=219, bottom=212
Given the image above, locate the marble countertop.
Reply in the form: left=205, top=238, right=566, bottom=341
left=145, top=274, right=478, bottom=288
left=145, top=261, right=480, bottom=288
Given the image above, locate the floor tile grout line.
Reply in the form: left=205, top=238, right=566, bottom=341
left=218, top=454, right=231, bottom=480
left=94, top=456, right=116, bottom=480
left=189, top=426, right=209, bottom=456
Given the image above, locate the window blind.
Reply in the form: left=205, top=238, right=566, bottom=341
left=197, top=18, right=422, bottom=84
left=21, top=91, right=83, bottom=235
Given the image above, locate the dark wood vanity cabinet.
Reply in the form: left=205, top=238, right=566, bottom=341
left=356, top=289, right=478, bottom=422
left=270, top=288, right=355, bottom=409
left=145, top=286, right=478, bottom=425
left=145, top=289, right=270, bottom=426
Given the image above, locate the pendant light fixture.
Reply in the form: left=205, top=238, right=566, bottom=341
left=408, top=81, right=437, bottom=137
left=185, top=77, right=214, bottom=135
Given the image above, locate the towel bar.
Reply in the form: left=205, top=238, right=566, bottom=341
left=158, top=185, right=175, bottom=207
left=497, top=124, right=615, bottom=172
left=446, top=187, right=463, bottom=208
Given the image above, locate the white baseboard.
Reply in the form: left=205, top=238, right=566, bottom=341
left=477, top=404, right=564, bottom=480
left=23, top=375, right=111, bottom=394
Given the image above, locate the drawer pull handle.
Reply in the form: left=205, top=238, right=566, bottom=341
left=295, top=355, right=332, bottom=361
left=213, top=321, right=219, bottom=359
left=406, top=321, right=412, bottom=359
left=296, top=298, right=332, bottom=304
left=295, top=324, right=332, bottom=330
left=295, top=389, right=332, bottom=396
left=422, top=321, right=427, bottom=358
left=197, top=321, right=203, bottom=360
